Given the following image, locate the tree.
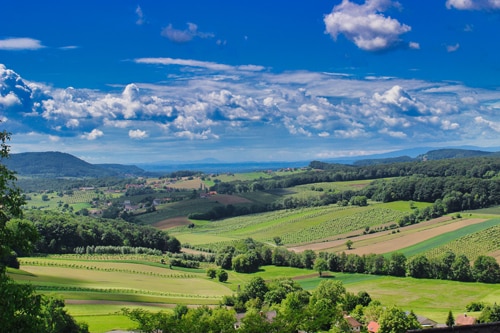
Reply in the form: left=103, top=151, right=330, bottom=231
left=310, top=279, right=346, bottom=305
left=314, top=258, right=328, bottom=277
left=378, top=306, right=421, bottom=333
left=473, top=255, right=500, bottom=283
left=479, top=303, right=500, bottom=323
left=387, top=252, right=406, bottom=276
left=345, top=239, right=354, bottom=250
left=301, top=249, right=316, bottom=269
left=217, top=269, right=228, bottom=282
left=450, top=254, right=473, bottom=282
left=407, top=255, right=431, bottom=278
left=0, top=129, right=89, bottom=333
left=446, top=310, right=455, bottom=327
left=207, top=268, right=217, bottom=279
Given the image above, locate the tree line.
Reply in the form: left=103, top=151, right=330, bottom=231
left=21, top=210, right=181, bottom=255
left=209, top=238, right=500, bottom=283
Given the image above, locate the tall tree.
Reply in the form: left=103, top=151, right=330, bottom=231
left=0, top=129, right=89, bottom=333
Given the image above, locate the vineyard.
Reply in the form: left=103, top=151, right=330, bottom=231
left=423, top=223, right=500, bottom=261
left=171, top=203, right=408, bottom=249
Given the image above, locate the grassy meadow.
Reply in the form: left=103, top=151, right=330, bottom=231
left=9, top=254, right=500, bottom=332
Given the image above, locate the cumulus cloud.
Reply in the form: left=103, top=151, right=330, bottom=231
left=161, top=23, right=214, bottom=43
left=81, top=129, right=104, bottom=140
left=446, top=0, right=500, bottom=10
left=0, top=38, right=44, bottom=50
left=323, top=0, right=412, bottom=51
left=129, top=129, right=148, bottom=139
left=2, top=62, right=500, bottom=161
left=372, top=85, right=427, bottom=115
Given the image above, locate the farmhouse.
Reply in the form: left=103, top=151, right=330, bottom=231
left=234, top=310, right=276, bottom=329
left=455, top=313, right=477, bottom=326
left=344, top=315, right=362, bottom=332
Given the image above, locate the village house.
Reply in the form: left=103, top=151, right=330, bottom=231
left=455, top=313, right=477, bottom=326
left=344, top=315, right=362, bottom=332
left=367, top=320, right=380, bottom=333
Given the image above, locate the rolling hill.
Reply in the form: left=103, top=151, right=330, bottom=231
left=2, top=151, right=149, bottom=178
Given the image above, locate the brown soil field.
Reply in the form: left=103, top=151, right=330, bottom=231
left=288, top=216, right=487, bottom=255
left=167, top=178, right=205, bottom=190
left=153, top=216, right=191, bottom=230
left=208, top=194, right=252, bottom=205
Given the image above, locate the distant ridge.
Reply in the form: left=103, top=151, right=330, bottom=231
left=3, top=152, right=149, bottom=178
left=353, top=148, right=498, bottom=166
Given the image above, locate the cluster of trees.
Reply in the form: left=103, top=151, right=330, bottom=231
left=210, top=239, right=500, bottom=284
left=315, top=250, right=500, bottom=283
left=22, top=210, right=181, bottom=255
left=214, top=238, right=324, bottom=274
left=364, top=175, right=500, bottom=211
left=124, top=277, right=424, bottom=333
left=0, top=130, right=89, bottom=332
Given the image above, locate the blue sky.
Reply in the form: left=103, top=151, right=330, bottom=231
left=1, top=0, right=500, bottom=164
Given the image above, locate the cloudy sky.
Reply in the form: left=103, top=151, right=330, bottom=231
left=1, top=0, right=500, bottom=164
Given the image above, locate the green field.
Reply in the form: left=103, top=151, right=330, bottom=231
left=9, top=256, right=500, bottom=332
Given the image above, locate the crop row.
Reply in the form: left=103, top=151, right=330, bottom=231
left=276, top=208, right=406, bottom=245
left=424, top=225, right=500, bottom=261
left=34, top=285, right=219, bottom=299
left=20, top=260, right=197, bottom=279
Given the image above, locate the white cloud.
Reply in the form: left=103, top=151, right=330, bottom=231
left=134, top=57, right=265, bottom=73
left=475, top=116, right=500, bottom=132
left=409, top=42, right=420, bottom=49
left=446, top=0, right=500, bottom=10
left=324, top=0, right=411, bottom=51
left=81, top=129, right=104, bottom=140
left=0, top=92, right=21, bottom=107
left=129, top=129, right=148, bottom=139
left=446, top=43, right=460, bottom=52
left=441, top=120, right=460, bottom=130
left=161, top=23, right=214, bottom=43
left=0, top=38, right=44, bottom=50
left=379, top=128, right=407, bottom=138
left=135, top=5, right=145, bottom=25
left=3, top=62, right=500, bottom=162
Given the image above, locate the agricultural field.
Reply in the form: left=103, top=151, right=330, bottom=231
left=8, top=255, right=500, bottom=332
left=170, top=202, right=420, bottom=250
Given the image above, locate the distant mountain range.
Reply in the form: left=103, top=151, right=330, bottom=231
left=3, top=147, right=500, bottom=178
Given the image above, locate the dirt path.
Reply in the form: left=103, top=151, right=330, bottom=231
left=288, top=217, right=486, bottom=254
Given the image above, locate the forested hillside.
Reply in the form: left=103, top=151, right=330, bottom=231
left=4, top=151, right=149, bottom=178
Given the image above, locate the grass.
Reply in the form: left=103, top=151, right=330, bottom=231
left=298, top=273, right=500, bottom=323
left=65, top=304, right=154, bottom=333
left=9, top=255, right=500, bottom=330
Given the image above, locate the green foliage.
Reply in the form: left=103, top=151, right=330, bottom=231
left=313, top=258, right=328, bottom=277
left=0, top=130, right=88, bottom=332
left=479, top=303, right=500, bottom=323
left=378, top=306, right=421, bottom=333
left=446, top=310, right=455, bottom=327
left=25, top=210, right=181, bottom=254
left=217, top=269, right=228, bottom=282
